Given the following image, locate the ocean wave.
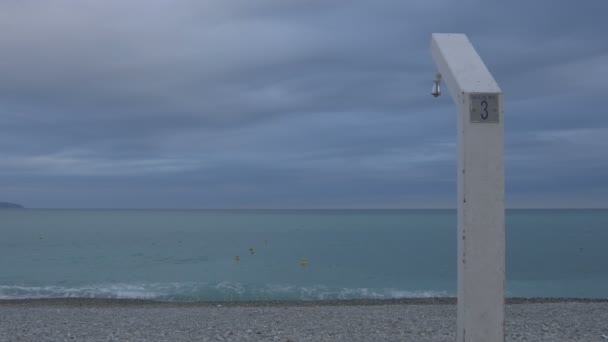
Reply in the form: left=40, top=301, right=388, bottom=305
left=0, top=282, right=451, bottom=301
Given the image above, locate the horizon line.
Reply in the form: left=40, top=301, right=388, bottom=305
left=10, top=207, right=608, bottom=210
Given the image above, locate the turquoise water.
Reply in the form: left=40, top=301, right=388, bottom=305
left=0, top=209, right=607, bottom=301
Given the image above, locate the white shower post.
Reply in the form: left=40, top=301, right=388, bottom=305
left=430, top=33, right=505, bottom=342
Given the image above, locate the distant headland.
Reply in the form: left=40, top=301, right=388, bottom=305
left=0, top=202, right=24, bottom=209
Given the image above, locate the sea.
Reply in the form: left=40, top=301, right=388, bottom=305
left=1, top=209, right=607, bottom=301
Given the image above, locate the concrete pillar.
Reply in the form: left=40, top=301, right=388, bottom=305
left=430, top=33, right=505, bottom=342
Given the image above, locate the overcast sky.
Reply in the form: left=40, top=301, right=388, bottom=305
left=1, top=1, right=607, bottom=208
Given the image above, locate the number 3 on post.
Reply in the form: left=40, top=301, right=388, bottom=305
left=481, top=100, right=489, bottom=120
left=470, top=94, right=498, bottom=123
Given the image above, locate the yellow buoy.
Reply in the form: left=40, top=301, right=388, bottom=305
left=235, top=255, right=240, bottom=262
left=300, top=257, right=308, bottom=267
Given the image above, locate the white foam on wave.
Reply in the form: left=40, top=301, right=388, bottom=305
left=0, top=284, right=161, bottom=300
left=0, top=282, right=452, bottom=301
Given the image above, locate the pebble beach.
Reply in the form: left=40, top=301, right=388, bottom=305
left=1, top=298, right=608, bottom=341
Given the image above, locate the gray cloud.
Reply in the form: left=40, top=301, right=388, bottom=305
left=0, top=0, right=607, bottom=208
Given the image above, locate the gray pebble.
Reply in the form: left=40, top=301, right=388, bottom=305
left=0, top=299, right=607, bottom=341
